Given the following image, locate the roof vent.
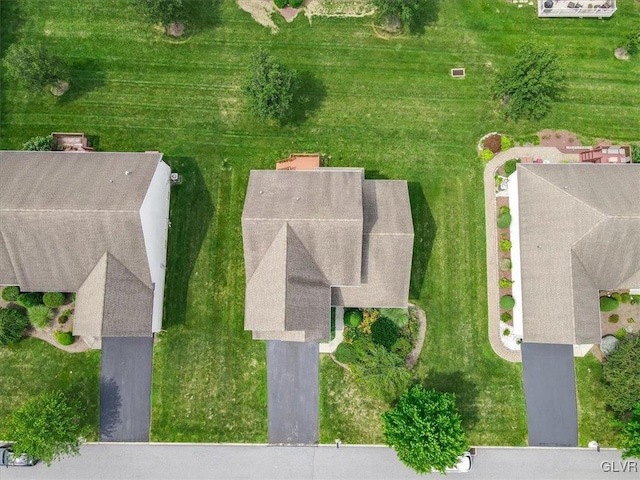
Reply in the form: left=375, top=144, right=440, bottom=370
left=125, top=170, right=131, bottom=176
left=170, top=172, right=182, bottom=184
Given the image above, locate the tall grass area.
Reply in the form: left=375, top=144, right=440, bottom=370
left=1, top=0, right=638, bottom=444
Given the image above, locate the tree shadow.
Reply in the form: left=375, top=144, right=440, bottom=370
left=63, top=364, right=101, bottom=439
left=409, top=0, right=441, bottom=36
left=408, top=182, right=436, bottom=300
left=421, top=370, right=480, bottom=431
left=284, top=71, right=327, bottom=126
left=365, top=170, right=389, bottom=180
left=183, top=0, right=222, bottom=31
left=98, top=377, right=122, bottom=441
left=57, top=59, right=106, bottom=104
left=86, top=135, right=100, bottom=151
left=161, top=157, right=214, bottom=328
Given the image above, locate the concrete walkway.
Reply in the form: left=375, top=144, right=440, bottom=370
left=483, top=147, right=576, bottom=363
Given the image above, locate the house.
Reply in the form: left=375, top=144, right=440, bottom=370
left=579, top=145, right=631, bottom=163
left=275, top=153, right=321, bottom=171
left=509, top=163, right=640, bottom=447
left=537, top=0, right=617, bottom=17
left=241, top=168, right=414, bottom=342
left=0, top=150, right=171, bottom=442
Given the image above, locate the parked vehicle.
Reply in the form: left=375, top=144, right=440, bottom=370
left=0, top=444, right=38, bottom=467
left=446, top=452, right=472, bottom=473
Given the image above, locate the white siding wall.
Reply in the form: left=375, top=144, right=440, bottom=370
left=139, top=160, right=171, bottom=332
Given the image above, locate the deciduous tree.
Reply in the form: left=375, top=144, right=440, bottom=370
left=6, top=390, right=82, bottom=465
left=382, top=385, right=468, bottom=474
left=618, top=402, right=640, bottom=460
left=134, top=0, right=184, bottom=26
left=243, top=49, right=298, bottom=122
left=0, top=307, right=29, bottom=346
left=603, top=334, right=640, bottom=415
left=3, top=44, right=69, bottom=92
left=493, top=42, right=565, bottom=121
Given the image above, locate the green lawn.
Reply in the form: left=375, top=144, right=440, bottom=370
left=1, top=0, right=639, bottom=445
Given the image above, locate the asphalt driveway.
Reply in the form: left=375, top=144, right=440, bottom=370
left=100, top=337, right=154, bottom=442
left=267, top=341, right=319, bottom=444
left=521, top=343, right=578, bottom=447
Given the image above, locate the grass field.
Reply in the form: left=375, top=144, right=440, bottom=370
left=1, top=0, right=639, bottom=445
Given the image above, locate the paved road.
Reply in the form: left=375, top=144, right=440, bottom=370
left=3, top=445, right=638, bottom=480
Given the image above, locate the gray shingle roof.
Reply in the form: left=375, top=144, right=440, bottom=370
left=0, top=151, right=163, bottom=339
left=517, top=164, right=640, bottom=344
left=243, top=170, right=414, bottom=342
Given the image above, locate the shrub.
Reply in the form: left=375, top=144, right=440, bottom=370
left=501, top=312, right=512, bottom=322
left=612, top=292, right=622, bottom=303
left=289, top=0, right=303, bottom=7
left=499, top=239, right=512, bottom=252
left=371, top=316, right=400, bottom=350
left=54, top=330, right=74, bottom=346
left=17, top=292, right=44, bottom=308
left=503, top=328, right=511, bottom=336
left=504, top=159, right=520, bottom=176
left=0, top=307, right=30, bottom=346
left=603, top=334, right=640, bottom=414
left=499, top=277, right=513, bottom=289
left=500, top=295, right=515, bottom=310
left=379, top=308, right=409, bottom=328
left=28, top=305, right=53, bottom=330
left=61, top=309, right=73, bottom=317
left=629, top=318, right=636, bottom=324
left=481, top=149, right=495, bottom=161
left=344, top=309, right=363, bottom=328
left=43, top=292, right=66, bottom=308
left=633, top=144, right=640, bottom=164
left=483, top=134, right=502, bottom=154
left=1, top=286, right=20, bottom=302
left=609, top=314, right=620, bottom=324
left=23, top=135, right=54, bottom=151
left=58, top=316, right=68, bottom=325
left=499, top=258, right=512, bottom=271
left=614, top=329, right=628, bottom=340
left=392, top=338, right=412, bottom=358
left=499, top=205, right=510, bottom=215
left=500, top=136, right=512, bottom=151
left=497, top=212, right=512, bottom=228
left=631, top=295, right=640, bottom=305
left=274, top=0, right=288, bottom=7
left=353, top=337, right=375, bottom=359
left=620, top=292, right=631, bottom=304
left=600, top=296, right=619, bottom=312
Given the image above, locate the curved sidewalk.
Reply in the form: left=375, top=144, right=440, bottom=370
left=483, top=147, right=570, bottom=363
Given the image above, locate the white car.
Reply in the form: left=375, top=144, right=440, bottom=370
left=446, top=452, right=472, bottom=473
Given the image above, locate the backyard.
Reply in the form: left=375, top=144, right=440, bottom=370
left=1, top=0, right=639, bottom=446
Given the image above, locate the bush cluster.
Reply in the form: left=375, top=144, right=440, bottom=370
left=335, top=342, right=356, bottom=363
left=28, top=305, right=53, bottom=330
left=17, top=292, right=44, bottom=309
left=43, top=292, right=66, bottom=308
left=600, top=296, right=619, bottom=312
left=0, top=307, right=30, bottom=346
left=504, top=159, right=520, bottom=176
left=500, top=295, right=515, bottom=310
left=371, top=316, right=400, bottom=350
left=1, top=286, right=20, bottom=302
left=54, top=330, right=74, bottom=346
left=344, top=309, right=363, bottom=328
left=481, top=149, right=495, bottom=161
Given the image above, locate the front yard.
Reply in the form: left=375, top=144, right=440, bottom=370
left=1, top=0, right=639, bottom=445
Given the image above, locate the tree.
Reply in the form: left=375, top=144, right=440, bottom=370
left=0, top=307, right=30, bottom=346
left=618, top=402, right=640, bottom=460
left=134, top=0, right=184, bottom=26
left=493, top=41, right=565, bottom=121
left=603, top=334, right=640, bottom=415
left=370, top=0, right=420, bottom=31
left=243, top=49, right=299, bottom=122
left=6, top=390, right=82, bottom=465
left=352, top=344, right=411, bottom=402
left=3, top=43, right=69, bottom=92
left=382, top=385, right=469, bottom=474
left=23, top=135, right=54, bottom=151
